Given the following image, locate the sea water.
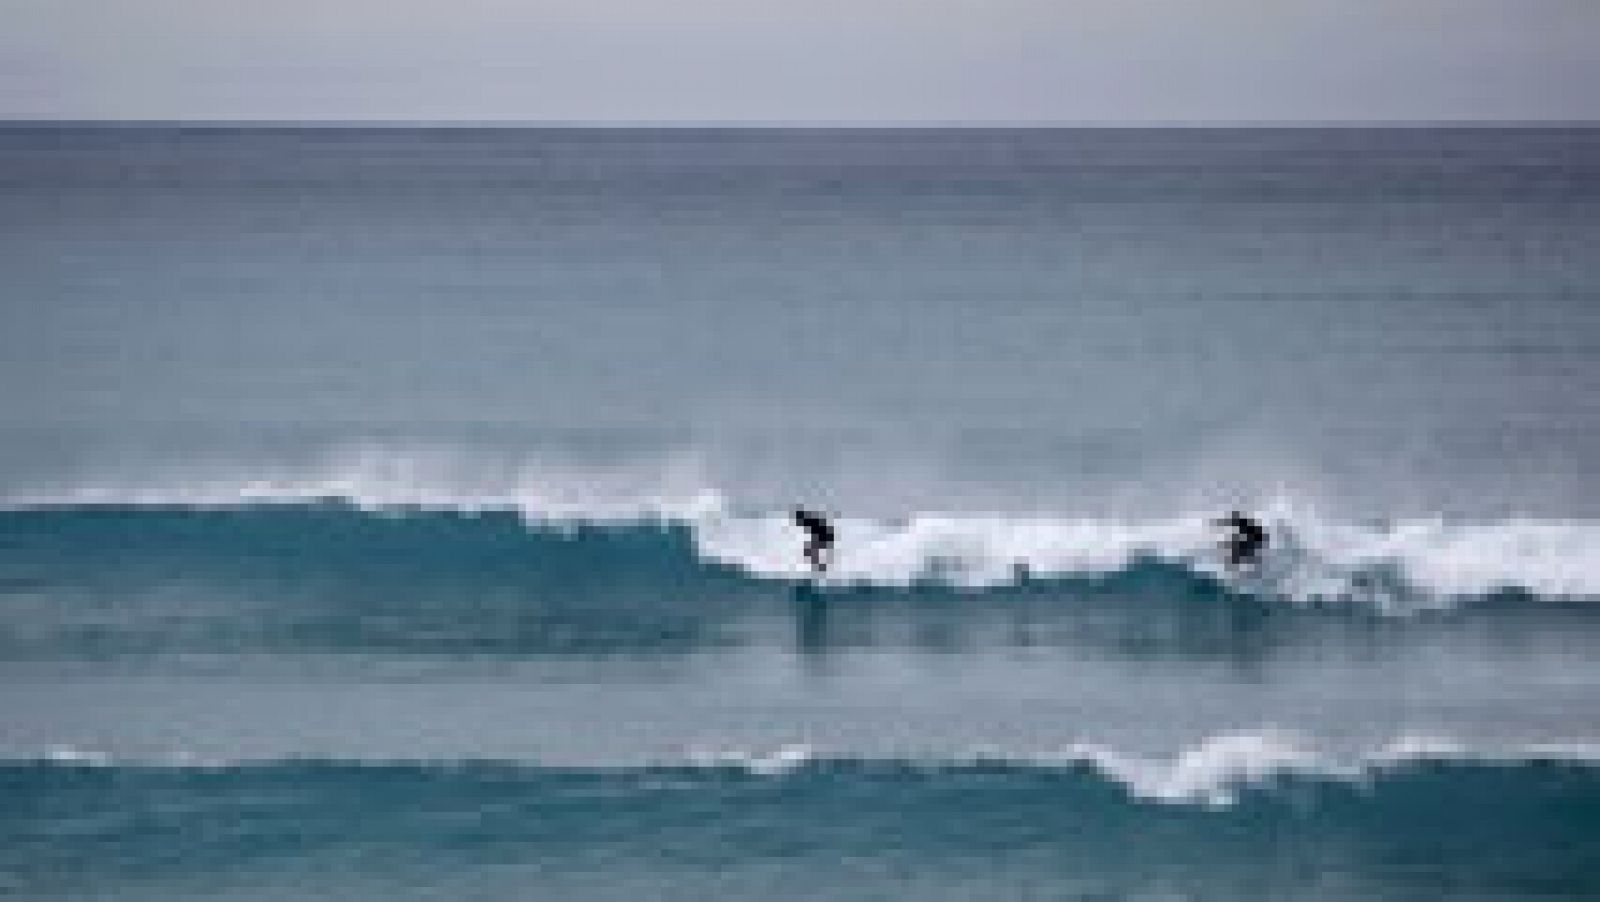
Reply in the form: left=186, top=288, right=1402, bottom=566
left=2, top=126, right=1599, bottom=899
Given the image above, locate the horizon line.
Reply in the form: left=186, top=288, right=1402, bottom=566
left=3, top=118, right=1597, bottom=130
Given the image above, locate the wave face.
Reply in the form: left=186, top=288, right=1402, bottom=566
left=6, top=754, right=1600, bottom=901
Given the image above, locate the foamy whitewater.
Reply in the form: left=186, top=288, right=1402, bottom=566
left=4, top=126, right=1599, bottom=899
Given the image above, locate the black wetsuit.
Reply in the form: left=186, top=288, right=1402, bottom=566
left=1222, top=513, right=1267, bottom=568
left=794, top=510, right=835, bottom=572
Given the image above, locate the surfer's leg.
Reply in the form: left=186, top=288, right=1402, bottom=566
left=1229, top=539, right=1263, bottom=571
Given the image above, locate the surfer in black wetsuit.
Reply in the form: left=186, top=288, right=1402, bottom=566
left=1217, top=510, right=1267, bottom=570
left=793, top=508, right=835, bottom=573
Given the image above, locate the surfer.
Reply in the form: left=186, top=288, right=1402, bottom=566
left=1217, top=510, right=1267, bottom=570
left=792, top=508, right=835, bottom=573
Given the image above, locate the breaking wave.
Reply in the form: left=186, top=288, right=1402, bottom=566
left=12, top=739, right=1600, bottom=898
left=4, top=496, right=1600, bottom=610
left=14, top=730, right=1600, bottom=807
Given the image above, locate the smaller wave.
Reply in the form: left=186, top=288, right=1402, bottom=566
left=17, top=731, right=1600, bottom=808
left=10, top=739, right=1599, bottom=901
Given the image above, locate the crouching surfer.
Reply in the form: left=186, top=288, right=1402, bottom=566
left=1216, top=510, right=1268, bottom=571
left=792, top=508, right=835, bottom=574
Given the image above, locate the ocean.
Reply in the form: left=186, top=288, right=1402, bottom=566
left=2, top=126, right=1599, bottom=899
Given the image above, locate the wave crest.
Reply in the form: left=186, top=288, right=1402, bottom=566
left=6, top=467, right=1600, bottom=607
left=695, top=507, right=1600, bottom=606
left=19, top=731, right=1600, bottom=808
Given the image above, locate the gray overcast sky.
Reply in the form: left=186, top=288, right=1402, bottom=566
left=3, top=0, right=1597, bottom=122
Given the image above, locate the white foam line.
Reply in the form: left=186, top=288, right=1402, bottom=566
left=17, top=731, right=1600, bottom=808
left=687, top=730, right=1600, bottom=805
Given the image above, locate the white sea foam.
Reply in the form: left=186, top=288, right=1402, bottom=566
left=691, top=502, right=1600, bottom=606
left=1056, top=731, right=1600, bottom=805
left=40, top=745, right=112, bottom=766
left=687, top=743, right=820, bottom=777
left=686, top=730, right=1600, bottom=805
left=692, top=512, right=1216, bottom=586
left=1055, top=730, right=1328, bottom=805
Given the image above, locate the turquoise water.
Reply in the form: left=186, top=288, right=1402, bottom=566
left=2, top=127, right=1599, bottom=899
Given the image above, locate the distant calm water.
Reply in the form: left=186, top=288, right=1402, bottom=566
left=2, top=127, right=1599, bottom=900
